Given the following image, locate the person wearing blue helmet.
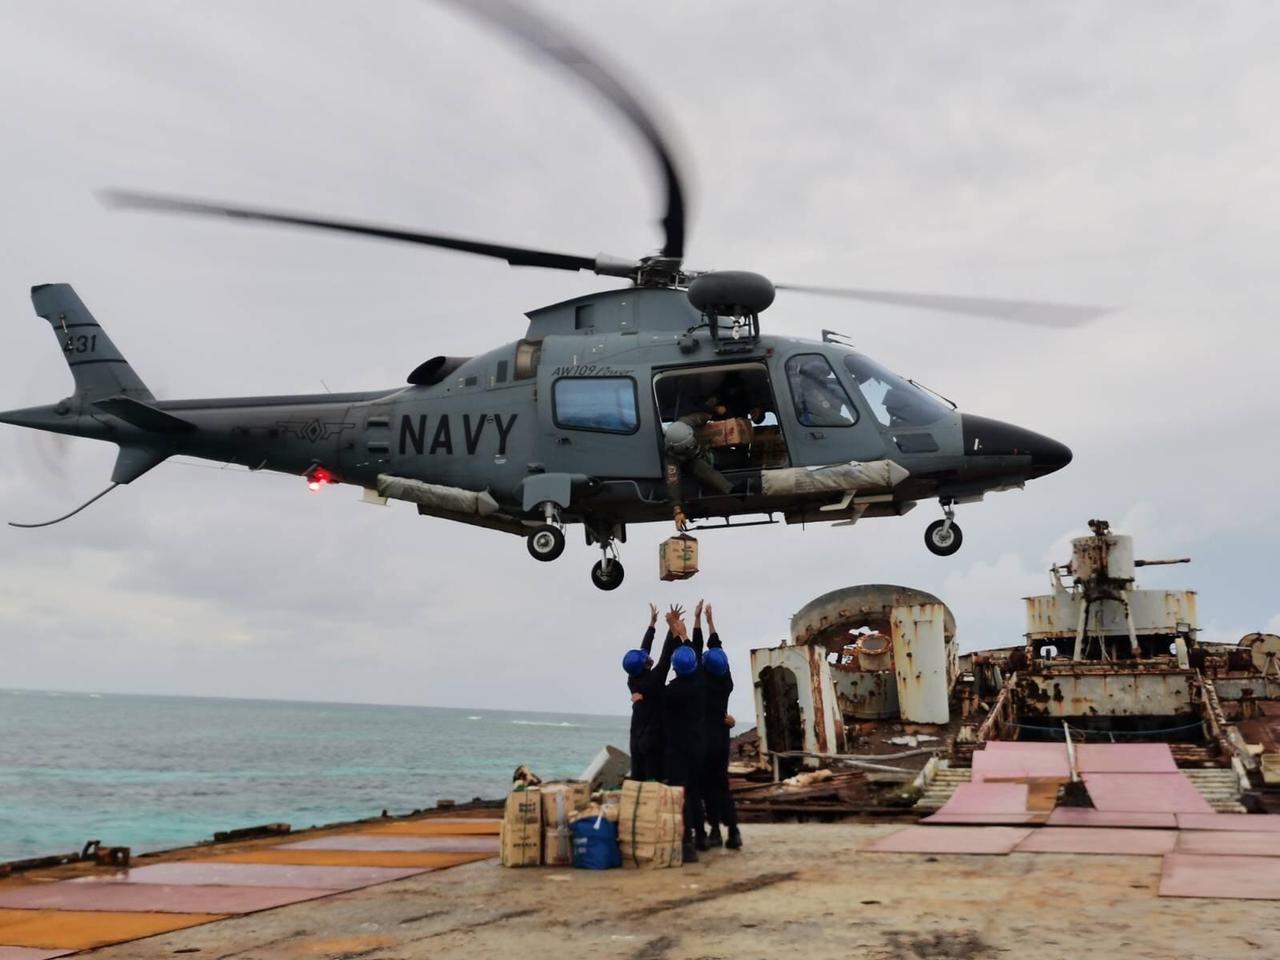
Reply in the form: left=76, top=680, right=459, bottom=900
left=626, top=603, right=680, bottom=782
left=660, top=608, right=707, bottom=862
left=695, top=601, right=741, bottom=850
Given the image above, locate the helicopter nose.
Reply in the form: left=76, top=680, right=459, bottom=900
left=960, top=414, right=1072, bottom=479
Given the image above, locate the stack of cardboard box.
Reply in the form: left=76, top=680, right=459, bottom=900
left=499, top=785, right=542, bottom=867
left=617, top=779, right=684, bottom=868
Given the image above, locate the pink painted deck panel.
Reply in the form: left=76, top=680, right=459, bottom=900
left=69, top=862, right=423, bottom=890
left=1159, top=853, right=1280, bottom=900
left=1081, top=773, right=1213, bottom=814
left=1176, top=813, right=1280, bottom=832
left=281, top=834, right=500, bottom=853
left=865, top=826, right=1033, bottom=855
left=981, top=742, right=1068, bottom=753
left=1014, top=827, right=1177, bottom=856
left=922, top=812, right=1048, bottom=826
left=1074, top=743, right=1177, bottom=773
left=0, top=949, right=73, bottom=960
left=0, top=882, right=336, bottom=914
left=971, top=748, right=1069, bottom=781
left=1046, top=808, right=1176, bottom=829
left=934, top=782, right=1029, bottom=815
left=1175, top=831, right=1280, bottom=857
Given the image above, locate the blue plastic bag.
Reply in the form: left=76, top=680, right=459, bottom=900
left=571, top=814, right=621, bottom=869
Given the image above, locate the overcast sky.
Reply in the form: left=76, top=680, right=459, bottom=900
left=2, top=1, right=1278, bottom=724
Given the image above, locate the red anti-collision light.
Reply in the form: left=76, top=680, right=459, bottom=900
left=306, top=467, right=334, bottom=492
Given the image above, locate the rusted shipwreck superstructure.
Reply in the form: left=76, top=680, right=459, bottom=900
left=742, top=519, right=1280, bottom=816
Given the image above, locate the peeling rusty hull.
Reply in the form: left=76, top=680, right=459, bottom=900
left=1016, top=664, right=1193, bottom=720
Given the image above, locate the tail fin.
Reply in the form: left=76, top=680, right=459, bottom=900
left=31, top=284, right=153, bottom=401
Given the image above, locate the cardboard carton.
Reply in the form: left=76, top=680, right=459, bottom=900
left=543, top=825, right=573, bottom=867
left=698, top=417, right=754, bottom=448
left=571, top=801, right=619, bottom=825
left=500, top=786, right=542, bottom=867
left=541, top=781, right=591, bottom=827
left=617, top=780, right=684, bottom=868
left=659, top=535, right=699, bottom=581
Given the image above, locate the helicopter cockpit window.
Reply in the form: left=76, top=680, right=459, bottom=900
left=842, top=353, right=949, bottom=428
left=553, top=377, right=639, bottom=434
left=785, top=354, right=857, bottom=428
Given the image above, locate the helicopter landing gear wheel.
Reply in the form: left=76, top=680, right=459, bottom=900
left=925, top=517, right=963, bottom=556
left=527, top=524, right=565, bottom=562
left=590, top=536, right=624, bottom=590
left=591, top=557, right=625, bottom=590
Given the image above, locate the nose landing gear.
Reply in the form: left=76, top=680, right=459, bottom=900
left=925, top=502, right=963, bottom=556
left=591, top=551, right=625, bottom=591
left=587, top=521, right=626, bottom=591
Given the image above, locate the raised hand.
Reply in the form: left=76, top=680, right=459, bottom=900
left=705, top=603, right=716, bottom=633
left=648, top=603, right=658, bottom=628
left=694, top=599, right=704, bottom=627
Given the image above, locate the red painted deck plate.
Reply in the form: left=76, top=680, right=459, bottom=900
left=1160, top=853, right=1280, bottom=900
left=1176, top=831, right=1280, bottom=857
left=1075, top=743, right=1176, bottom=773
left=865, top=826, right=1033, bottom=855
left=971, top=746, right=1069, bottom=781
left=281, top=834, right=499, bottom=853
left=1014, top=827, right=1177, bottom=856
left=922, top=812, right=1048, bottom=826
left=934, top=782, right=1029, bottom=815
left=1176, top=813, right=1280, bottom=832
left=0, top=882, right=335, bottom=915
left=1046, top=808, right=1176, bottom=829
left=1081, top=773, right=1213, bottom=813
left=69, top=862, right=422, bottom=890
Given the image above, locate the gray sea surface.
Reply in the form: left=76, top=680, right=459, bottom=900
left=0, top=688, right=628, bottom=861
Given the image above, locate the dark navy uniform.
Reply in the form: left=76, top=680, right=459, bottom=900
left=661, top=642, right=707, bottom=849
left=699, top=630, right=739, bottom=832
left=628, top=628, right=678, bottom=781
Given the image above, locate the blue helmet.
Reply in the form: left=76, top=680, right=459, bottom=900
left=704, top=648, right=729, bottom=676
left=622, top=649, right=648, bottom=676
left=672, top=645, right=698, bottom=676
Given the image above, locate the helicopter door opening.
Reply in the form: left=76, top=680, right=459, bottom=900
left=652, top=362, right=789, bottom=470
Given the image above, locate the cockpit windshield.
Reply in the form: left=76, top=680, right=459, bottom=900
left=842, top=353, right=950, bottom=427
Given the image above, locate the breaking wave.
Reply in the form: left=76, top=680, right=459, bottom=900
left=510, top=720, right=578, bottom=728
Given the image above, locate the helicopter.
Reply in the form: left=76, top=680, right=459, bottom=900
left=0, top=0, right=1089, bottom=591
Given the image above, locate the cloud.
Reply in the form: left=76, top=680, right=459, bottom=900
left=1, top=0, right=1279, bottom=726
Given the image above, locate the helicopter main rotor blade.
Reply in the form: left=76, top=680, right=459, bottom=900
left=774, top=284, right=1111, bottom=328
left=442, top=0, right=687, bottom=262
left=102, top=190, right=611, bottom=273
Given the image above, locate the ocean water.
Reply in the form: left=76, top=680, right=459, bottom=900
left=0, top=689, right=629, bottom=862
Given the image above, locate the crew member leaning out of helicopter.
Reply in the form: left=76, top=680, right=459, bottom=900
left=692, top=601, right=741, bottom=850
left=622, top=604, right=681, bottom=781
left=661, top=607, right=708, bottom=862
left=664, top=397, right=738, bottom=532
